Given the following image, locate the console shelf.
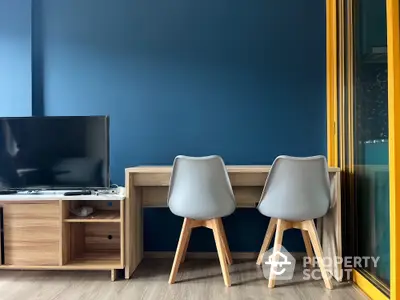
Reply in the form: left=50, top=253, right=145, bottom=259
left=65, top=251, right=122, bottom=269
left=64, top=210, right=121, bottom=223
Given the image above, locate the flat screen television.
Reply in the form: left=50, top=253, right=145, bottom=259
left=0, top=116, right=110, bottom=190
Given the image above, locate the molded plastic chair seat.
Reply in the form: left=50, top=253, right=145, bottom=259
left=168, top=155, right=235, bottom=220
left=167, top=155, right=236, bottom=287
left=258, top=155, right=330, bottom=221
left=256, top=155, right=333, bottom=290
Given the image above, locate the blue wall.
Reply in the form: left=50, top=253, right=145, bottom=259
left=7, top=0, right=326, bottom=252
left=39, top=0, right=326, bottom=187
left=0, top=0, right=32, bottom=116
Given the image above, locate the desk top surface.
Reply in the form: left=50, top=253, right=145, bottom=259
left=126, top=165, right=341, bottom=173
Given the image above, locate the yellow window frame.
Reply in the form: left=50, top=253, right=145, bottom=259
left=326, top=0, right=338, bottom=167
left=327, top=0, right=399, bottom=298
left=387, top=0, right=400, bottom=299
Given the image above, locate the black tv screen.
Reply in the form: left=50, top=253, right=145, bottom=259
left=0, top=116, right=109, bottom=190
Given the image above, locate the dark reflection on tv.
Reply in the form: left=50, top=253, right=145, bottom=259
left=0, top=117, right=109, bottom=189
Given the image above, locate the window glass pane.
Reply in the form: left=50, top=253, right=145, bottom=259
left=353, top=0, right=389, bottom=286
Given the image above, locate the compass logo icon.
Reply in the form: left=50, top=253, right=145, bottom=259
left=262, top=245, right=296, bottom=280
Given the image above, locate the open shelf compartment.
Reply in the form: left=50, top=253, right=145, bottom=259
left=63, top=200, right=122, bottom=223
left=62, top=222, right=123, bottom=269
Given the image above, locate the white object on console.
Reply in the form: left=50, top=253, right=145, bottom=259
left=70, top=206, right=94, bottom=217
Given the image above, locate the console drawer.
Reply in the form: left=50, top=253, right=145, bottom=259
left=3, top=202, right=60, bottom=266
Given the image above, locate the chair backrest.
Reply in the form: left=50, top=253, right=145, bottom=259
left=257, top=155, right=330, bottom=221
left=167, top=155, right=236, bottom=219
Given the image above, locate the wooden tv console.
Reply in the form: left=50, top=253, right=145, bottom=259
left=0, top=192, right=125, bottom=281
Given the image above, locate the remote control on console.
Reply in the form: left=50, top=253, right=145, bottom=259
left=63, top=191, right=92, bottom=196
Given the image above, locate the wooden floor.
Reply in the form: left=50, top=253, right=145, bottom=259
left=0, top=259, right=367, bottom=300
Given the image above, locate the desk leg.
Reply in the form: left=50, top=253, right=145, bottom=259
left=125, top=174, right=143, bottom=279
left=320, top=172, right=342, bottom=282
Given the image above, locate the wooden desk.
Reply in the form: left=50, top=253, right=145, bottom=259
left=124, top=165, right=342, bottom=281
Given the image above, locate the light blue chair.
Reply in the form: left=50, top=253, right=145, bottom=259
left=167, top=155, right=236, bottom=287
left=256, top=155, right=333, bottom=289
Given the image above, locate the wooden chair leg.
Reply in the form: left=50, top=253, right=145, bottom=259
left=211, top=219, right=231, bottom=287
left=217, top=218, right=233, bottom=265
left=256, top=218, right=277, bottom=265
left=180, top=228, right=192, bottom=263
left=304, top=220, right=333, bottom=290
left=268, top=219, right=287, bottom=288
left=301, top=229, right=314, bottom=268
left=169, top=218, right=192, bottom=284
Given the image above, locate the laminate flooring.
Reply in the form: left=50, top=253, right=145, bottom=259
left=0, top=259, right=368, bottom=300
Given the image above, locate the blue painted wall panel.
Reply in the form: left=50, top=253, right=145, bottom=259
left=35, top=0, right=325, bottom=251
left=0, top=0, right=32, bottom=116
